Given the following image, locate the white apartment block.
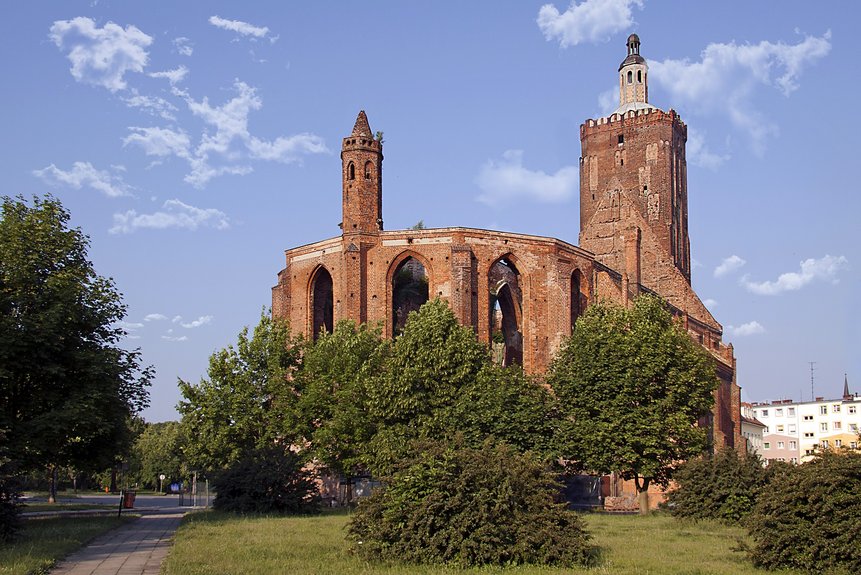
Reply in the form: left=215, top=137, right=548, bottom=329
left=751, top=379, right=860, bottom=464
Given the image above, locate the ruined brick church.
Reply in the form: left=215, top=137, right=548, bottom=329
left=273, top=35, right=742, bottom=449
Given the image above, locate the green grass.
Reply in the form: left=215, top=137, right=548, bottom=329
left=0, top=515, right=131, bottom=575
left=163, top=511, right=804, bottom=575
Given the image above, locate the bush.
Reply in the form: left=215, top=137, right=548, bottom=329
left=666, top=447, right=770, bottom=523
left=747, top=450, right=861, bottom=573
left=212, top=446, right=320, bottom=514
left=347, top=439, right=592, bottom=567
left=0, top=472, right=21, bottom=542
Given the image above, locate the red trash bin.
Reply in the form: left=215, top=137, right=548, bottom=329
left=122, top=490, right=136, bottom=509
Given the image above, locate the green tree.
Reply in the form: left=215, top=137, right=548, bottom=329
left=365, top=299, right=488, bottom=474
left=178, top=312, right=302, bottom=472
left=129, top=421, right=188, bottom=491
left=0, top=195, right=152, bottom=503
left=294, top=321, right=388, bottom=478
left=548, top=295, right=718, bottom=513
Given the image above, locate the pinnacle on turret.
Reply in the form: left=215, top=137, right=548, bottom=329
left=351, top=110, right=372, bottom=137
left=844, top=373, right=852, bottom=400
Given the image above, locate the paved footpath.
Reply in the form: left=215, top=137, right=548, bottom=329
left=49, top=510, right=186, bottom=575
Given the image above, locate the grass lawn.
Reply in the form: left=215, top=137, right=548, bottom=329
left=0, top=515, right=131, bottom=575
left=23, top=502, right=116, bottom=513
left=163, top=511, right=803, bottom=575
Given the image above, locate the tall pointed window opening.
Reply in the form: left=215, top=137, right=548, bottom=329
left=489, top=257, right=523, bottom=366
left=310, top=267, right=333, bottom=340
left=392, top=256, right=428, bottom=336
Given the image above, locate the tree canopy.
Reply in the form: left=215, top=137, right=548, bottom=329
left=0, top=195, right=151, bottom=478
left=548, top=295, right=718, bottom=510
left=177, top=311, right=301, bottom=471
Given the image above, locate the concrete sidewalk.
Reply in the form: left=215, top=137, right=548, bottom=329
left=49, top=510, right=186, bottom=575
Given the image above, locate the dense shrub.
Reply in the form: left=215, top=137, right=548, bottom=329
left=212, top=445, right=320, bottom=514
left=666, top=447, right=771, bottom=523
left=747, top=450, right=861, bottom=573
left=347, top=439, right=592, bottom=568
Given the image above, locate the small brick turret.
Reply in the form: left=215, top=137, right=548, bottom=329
left=341, top=110, right=383, bottom=237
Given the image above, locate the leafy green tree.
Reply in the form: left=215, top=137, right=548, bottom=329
left=548, top=295, right=718, bottom=513
left=129, top=421, right=188, bottom=491
left=0, top=195, right=152, bottom=502
left=666, top=447, right=771, bottom=523
left=294, top=321, right=388, bottom=478
left=178, top=312, right=302, bottom=472
left=348, top=438, right=592, bottom=567
left=747, top=450, right=861, bottom=572
left=364, top=299, right=488, bottom=474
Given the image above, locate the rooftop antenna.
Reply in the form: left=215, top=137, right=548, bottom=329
left=809, top=361, right=816, bottom=401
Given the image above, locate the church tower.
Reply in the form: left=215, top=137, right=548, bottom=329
left=341, top=110, right=383, bottom=237
left=579, top=34, right=691, bottom=285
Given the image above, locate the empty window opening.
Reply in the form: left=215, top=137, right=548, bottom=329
left=310, top=267, right=334, bottom=341
left=489, top=257, right=523, bottom=367
left=392, top=256, right=429, bottom=336
left=347, top=162, right=355, bottom=180
left=618, top=134, right=624, bottom=145
left=637, top=70, right=642, bottom=83
left=627, top=71, right=633, bottom=84
left=364, top=161, right=372, bottom=179
left=571, top=269, right=584, bottom=333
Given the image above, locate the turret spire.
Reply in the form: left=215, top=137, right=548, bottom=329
left=615, top=33, right=655, bottom=115
left=351, top=110, right=372, bottom=137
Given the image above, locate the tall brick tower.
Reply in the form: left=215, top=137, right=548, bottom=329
left=579, top=34, right=691, bottom=287
left=339, top=110, right=383, bottom=323
left=341, top=110, right=383, bottom=236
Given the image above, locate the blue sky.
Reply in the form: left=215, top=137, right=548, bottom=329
left=2, top=1, right=856, bottom=422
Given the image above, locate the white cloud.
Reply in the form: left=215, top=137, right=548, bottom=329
left=173, top=37, right=193, bottom=56
left=714, top=255, right=746, bottom=278
left=702, top=298, right=717, bottom=309
left=686, top=128, right=729, bottom=169
left=162, top=334, right=188, bottom=342
left=537, top=0, right=643, bottom=48
left=247, top=134, right=329, bottom=162
left=649, top=32, right=831, bottom=154
left=109, top=199, right=230, bottom=234
left=149, top=66, right=188, bottom=85
left=180, top=315, right=213, bottom=329
left=122, top=92, right=177, bottom=120
left=125, top=81, right=327, bottom=188
left=49, top=17, right=152, bottom=92
left=741, top=255, right=848, bottom=295
left=171, top=316, right=182, bottom=324
left=727, top=321, right=765, bottom=337
left=118, top=320, right=144, bottom=331
left=33, top=161, right=130, bottom=197
left=144, top=313, right=167, bottom=321
left=476, top=150, right=579, bottom=205
left=208, top=15, right=270, bottom=39
left=124, top=126, right=191, bottom=158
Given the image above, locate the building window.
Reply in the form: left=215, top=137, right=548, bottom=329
left=788, top=407, right=796, bottom=416
left=763, top=442, right=770, bottom=449
left=835, top=439, right=843, bottom=447
left=627, top=70, right=633, bottom=83
left=804, top=432, right=814, bottom=438
left=851, top=442, right=858, bottom=449
left=776, top=425, right=784, bottom=433
left=618, top=135, right=624, bottom=145
left=834, top=421, right=842, bottom=430
left=805, top=449, right=814, bottom=456
left=821, top=440, right=829, bottom=449
left=347, top=162, right=355, bottom=180
left=763, top=426, right=769, bottom=433
left=849, top=405, right=857, bottom=414
left=833, top=404, right=841, bottom=413
left=791, top=457, right=798, bottom=464
left=803, top=415, right=813, bottom=421
left=637, top=70, right=642, bottom=83
left=776, top=408, right=783, bottom=417
left=778, top=441, right=785, bottom=449
left=820, top=422, right=828, bottom=432
left=789, top=441, right=797, bottom=450
left=850, top=423, right=858, bottom=433
left=820, top=405, right=828, bottom=415
left=789, top=424, right=797, bottom=433
left=761, top=409, right=769, bottom=417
